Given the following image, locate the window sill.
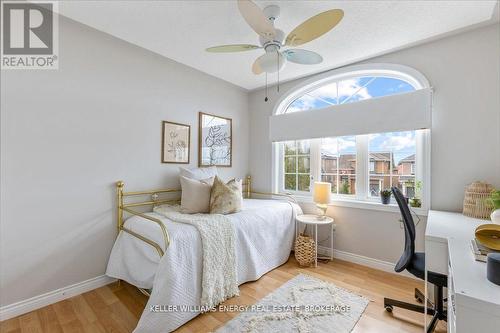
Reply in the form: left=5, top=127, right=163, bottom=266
left=291, top=195, right=428, bottom=216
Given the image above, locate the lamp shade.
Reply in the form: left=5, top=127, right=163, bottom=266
left=313, top=182, right=331, bottom=204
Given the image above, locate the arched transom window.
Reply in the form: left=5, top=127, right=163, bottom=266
left=272, top=64, right=431, bottom=211
left=285, top=76, right=415, bottom=113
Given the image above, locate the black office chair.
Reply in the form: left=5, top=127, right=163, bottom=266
left=384, top=187, right=447, bottom=333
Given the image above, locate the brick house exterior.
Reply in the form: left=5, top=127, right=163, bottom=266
left=321, top=152, right=416, bottom=196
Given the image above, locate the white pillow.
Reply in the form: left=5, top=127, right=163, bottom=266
left=180, top=176, right=214, bottom=214
left=179, top=166, right=217, bottom=181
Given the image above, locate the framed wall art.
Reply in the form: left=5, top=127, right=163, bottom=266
left=161, top=121, right=190, bottom=164
left=198, top=112, right=232, bottom=167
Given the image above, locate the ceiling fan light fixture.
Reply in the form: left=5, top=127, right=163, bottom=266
left=258, top=52, right=286, bottom=73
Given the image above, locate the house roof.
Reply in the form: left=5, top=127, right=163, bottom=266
left=321, top=152, right=415, bottom=170
left=369, top=152, right=391, bottom=161
left=398, top=154, right=415, bottom=164
left=322, top=153, right=355, bottom=171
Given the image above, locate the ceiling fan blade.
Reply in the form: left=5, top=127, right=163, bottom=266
left=206, top=44, right=261, bottom=53
left=283, top=49, right=323, bottom=64
left=285, top=9, right=344, bottom=46
left=252, top=55, right=264, bottom=75
left=237, top=0, right=276, bottom=39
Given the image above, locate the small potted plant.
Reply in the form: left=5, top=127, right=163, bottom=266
left=409, top=181, right=422, bottom=208
left=380, top=189, right=392, bottom=205
left=489, top=190, right=500, bottom=224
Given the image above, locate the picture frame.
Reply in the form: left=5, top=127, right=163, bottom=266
left=198, top=112, right=232, bottom=167
left=161, top=121, right=190, bottom=164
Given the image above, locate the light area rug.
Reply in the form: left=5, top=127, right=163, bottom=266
left=216, top=274, right=369, bottom=333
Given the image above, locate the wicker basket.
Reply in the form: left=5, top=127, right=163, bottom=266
left=295, top=233, right=316, bottom=267
left=463, top=181, right=494, bottom=219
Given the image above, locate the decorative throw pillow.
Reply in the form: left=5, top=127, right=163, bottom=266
left=179, top=166, right=217, bottom=181
left=180, top=176, right=214, bottom=214
left=210, top=176, right=243, bottom=214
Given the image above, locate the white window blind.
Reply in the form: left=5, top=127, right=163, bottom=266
left=269, top=88, right=432, bottom=142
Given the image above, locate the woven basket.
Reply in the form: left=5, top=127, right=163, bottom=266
left=463, top=181, right=494, bottom=219
left=295, top=233, right=316, bottom=267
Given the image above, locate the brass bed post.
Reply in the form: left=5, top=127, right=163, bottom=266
left=116, top=181, right=124, bottom=287
left=117, top=181, right=124, bottom=233
left=246, top=175, right=251, bottom=199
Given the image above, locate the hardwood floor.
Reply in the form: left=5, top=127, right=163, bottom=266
left=0, top=257, right=446, bottom=333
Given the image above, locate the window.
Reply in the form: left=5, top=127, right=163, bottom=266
left=321, top=136, right=356, bottom=195
left=283, top=140, right=311, bottom=192
left=280, top=130, right=425, bottom=204
left=368, top=131, right=416, bottom=199
left=275, top=64, right=430, bottom=210
left=369, top=161, right=375, bottom=173
left=285, top=76, right=415, bottom=113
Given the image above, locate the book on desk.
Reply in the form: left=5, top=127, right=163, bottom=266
left=470, top=238, right=499, bottom=262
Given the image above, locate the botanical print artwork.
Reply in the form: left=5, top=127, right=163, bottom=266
left=162, top=121, right=190, bottom=164
left=199, top=112, right=232, bottom=167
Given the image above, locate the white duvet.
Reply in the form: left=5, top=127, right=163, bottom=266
left=106, top=199, right=302, bottom=333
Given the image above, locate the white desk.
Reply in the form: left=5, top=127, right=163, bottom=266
left=425, top=210, right=500, bottom=333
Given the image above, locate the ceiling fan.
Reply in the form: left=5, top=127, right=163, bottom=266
left=206, top=0, right=344, bottom=76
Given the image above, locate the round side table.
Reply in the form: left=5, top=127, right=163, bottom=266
left=296, top=214, right=335, bottom=267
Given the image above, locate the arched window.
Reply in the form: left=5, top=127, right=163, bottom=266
left=285, top=76, right=415, bottom=113
left=272, top=64, right=431, bottom=212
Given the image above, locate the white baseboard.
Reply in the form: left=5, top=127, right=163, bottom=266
left=317, top=246, right=418, bottom=280
left=0, top=275, right=116, bottom=321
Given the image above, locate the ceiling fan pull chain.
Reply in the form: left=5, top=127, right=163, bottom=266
left=265, top=72, right=268, bottom=102
left=277, top=51, right=280, bottom=93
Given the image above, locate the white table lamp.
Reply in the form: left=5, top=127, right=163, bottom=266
left=313, top=182, right=331, bottom=220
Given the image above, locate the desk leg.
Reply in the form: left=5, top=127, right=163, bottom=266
left=424, top=267, right=428, bottom=328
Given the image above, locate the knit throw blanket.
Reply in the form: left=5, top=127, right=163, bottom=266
left=153, top=205, right=239, bottom=309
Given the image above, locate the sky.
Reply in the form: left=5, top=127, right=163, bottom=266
left=289, top=77, right=417, bottom=164
left=287, top=76, right=415, bottom=112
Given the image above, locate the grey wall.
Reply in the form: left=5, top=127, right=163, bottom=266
left=0, top=17, right=249, bottom=306
left=248, top=23, right=500, bottom=263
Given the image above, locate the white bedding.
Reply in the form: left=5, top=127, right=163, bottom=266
left=106, top=198, right=302, bottom=333
left=153, top=205, right=239, bottom=309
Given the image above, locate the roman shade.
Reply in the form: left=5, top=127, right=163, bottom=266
left=269, top=88, right=432, bottom=142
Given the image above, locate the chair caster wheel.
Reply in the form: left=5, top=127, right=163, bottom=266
left=385, top=305, right=393, bottom=313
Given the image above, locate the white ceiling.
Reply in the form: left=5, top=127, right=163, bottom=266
left=58, top=1, right=499, bottom=90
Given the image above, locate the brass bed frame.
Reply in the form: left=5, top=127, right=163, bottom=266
left=116, top=175, right=295, bottom=262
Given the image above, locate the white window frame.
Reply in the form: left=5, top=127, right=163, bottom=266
left=271, top=64, right=431, bottom=215
left=280, top=141, right=314, bottom=194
